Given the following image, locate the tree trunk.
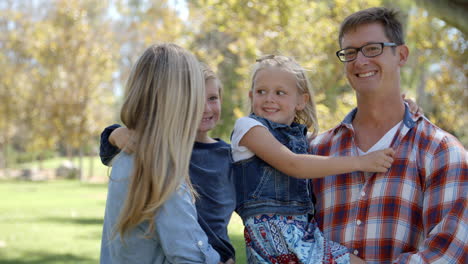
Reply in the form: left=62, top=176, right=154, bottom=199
left=0, top=144, right=5, bottom=169
left=79, top=146, right=84, bottom=182
left=89, top=154, right=94, bottom=181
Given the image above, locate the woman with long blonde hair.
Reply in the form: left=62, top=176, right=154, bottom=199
left=100, top=43, right=220, bottom=263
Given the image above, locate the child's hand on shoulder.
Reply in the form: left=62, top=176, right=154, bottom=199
left=359, top=148, right=395, bottom=173
left=109, top=127, right=136, bottom=153
left=350, top=254, right=367, bottom=264
left=402, top=93, right=423, bottom=115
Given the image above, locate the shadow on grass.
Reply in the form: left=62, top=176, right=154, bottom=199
left=0, top=251, right=96, bottom=264
left=40, top=216, right=103, bottom=225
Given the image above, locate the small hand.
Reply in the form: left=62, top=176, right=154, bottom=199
left=401, top=93, right=423, bottom=115
left=109, top=127, right=136, bottom=153
left=359, top=148, right=395, bottom=173
left=223, top=258, right=235, bottom=264
left=350, top=254, right=367, bottom=264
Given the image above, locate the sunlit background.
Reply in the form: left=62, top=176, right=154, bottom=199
left=0, top=0, right=466, bottom=263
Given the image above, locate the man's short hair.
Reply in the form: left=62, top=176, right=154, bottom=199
left=338, top=7, right=405, bottom=47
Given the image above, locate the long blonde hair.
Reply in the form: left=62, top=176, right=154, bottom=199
left=116, top=43, right=205, bottom=237
left=251, top=55, right=319, bottom=137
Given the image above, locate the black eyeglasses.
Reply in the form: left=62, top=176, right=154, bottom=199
left=336, top=42, right=399, bottom=62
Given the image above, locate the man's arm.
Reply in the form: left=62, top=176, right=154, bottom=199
left=397, top=136, right=467, bottom=263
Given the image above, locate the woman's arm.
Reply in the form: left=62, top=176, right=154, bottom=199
left=155, top=185, right=221, bottom=263
left=240, top=126, right=394, bottom=179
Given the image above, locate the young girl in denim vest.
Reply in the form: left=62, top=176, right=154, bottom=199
left=231, top=55, right=394, bottom=264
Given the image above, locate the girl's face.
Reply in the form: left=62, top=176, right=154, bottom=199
left=198, top=78, right=221, bottom=133
left=250, top=68, right=308, bottom=125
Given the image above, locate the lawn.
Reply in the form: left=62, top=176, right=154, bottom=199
left=0, top=180, right=246, bottom=263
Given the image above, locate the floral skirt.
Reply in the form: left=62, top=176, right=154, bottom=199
left=244, top=214, right=350, bottom=264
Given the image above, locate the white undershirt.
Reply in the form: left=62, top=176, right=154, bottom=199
left=231, top=117, right=266, bottom=162
left=356, top=121, right=402, bottom=155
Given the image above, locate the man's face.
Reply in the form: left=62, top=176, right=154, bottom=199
left=341, top=23, right=406, bottom=95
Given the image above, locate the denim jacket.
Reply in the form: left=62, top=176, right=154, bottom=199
left=232, top=114, right=315, bottom=221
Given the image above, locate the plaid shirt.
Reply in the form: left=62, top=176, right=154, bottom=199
left=310, top=107, right=467, bottom=264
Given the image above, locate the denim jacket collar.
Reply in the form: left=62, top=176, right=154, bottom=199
left=249, top=113, right=308, bottom=136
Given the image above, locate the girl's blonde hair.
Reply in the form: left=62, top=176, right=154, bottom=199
left=200, top=63, right=223, bottom=97
left=116, top=43, right=205, bottom=237
left=250, top=55, right=319, bottom=137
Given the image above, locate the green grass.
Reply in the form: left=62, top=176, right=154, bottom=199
left=228, top=213, right=246, bottom=262
left=0, top=180, right=245, bottom=263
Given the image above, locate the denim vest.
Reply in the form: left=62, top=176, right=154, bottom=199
left=232, top=114, right=315, bottom=221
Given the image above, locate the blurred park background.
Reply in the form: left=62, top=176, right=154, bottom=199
left=0, top=0, right=466, bottom=263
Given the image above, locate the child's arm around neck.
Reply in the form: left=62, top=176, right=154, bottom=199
left=239, top=126, right=394, bottom=179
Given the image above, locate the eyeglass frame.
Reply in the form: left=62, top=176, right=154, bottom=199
left=335, top=42, right=399, bottom=62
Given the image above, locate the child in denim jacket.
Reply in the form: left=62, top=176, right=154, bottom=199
left=231, top=55, right=395, bottom=264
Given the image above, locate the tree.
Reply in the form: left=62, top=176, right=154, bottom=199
left=112, top=0, right=187, bottom=97
left=0, top=1, right=38, bottom=169
left=414, top=0, right=468, bottom=35
left=0, top=0, right=119, bottom=178
left=37, top=0, right=118, bottom=179
left=404, top=7, right=467, bottom=144
left=188, top=0, right=467, bottom=147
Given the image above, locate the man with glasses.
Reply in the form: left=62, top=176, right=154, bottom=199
left=310, top=7, right=467, bottom=264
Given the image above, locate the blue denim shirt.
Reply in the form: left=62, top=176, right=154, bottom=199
left=232, top=114, right=315, bottom=221
left=99, top=125, right=236, bottom=262
left=100, top=152, right=220, bottom=264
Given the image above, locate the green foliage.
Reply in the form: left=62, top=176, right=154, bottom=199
left=188, top=0, right=384, bottom=139
left=404, top=6, right=467, bottom=145
left=186, top=0, right=467, bottom=146
left=2, top=0, right=466, bottom=166
left=10, top=149, right=57, bottom=165
left=0, top=0, right=119, bottom=168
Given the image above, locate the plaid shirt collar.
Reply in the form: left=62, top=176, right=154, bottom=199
left=339, top=104, right=420, bottom=131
